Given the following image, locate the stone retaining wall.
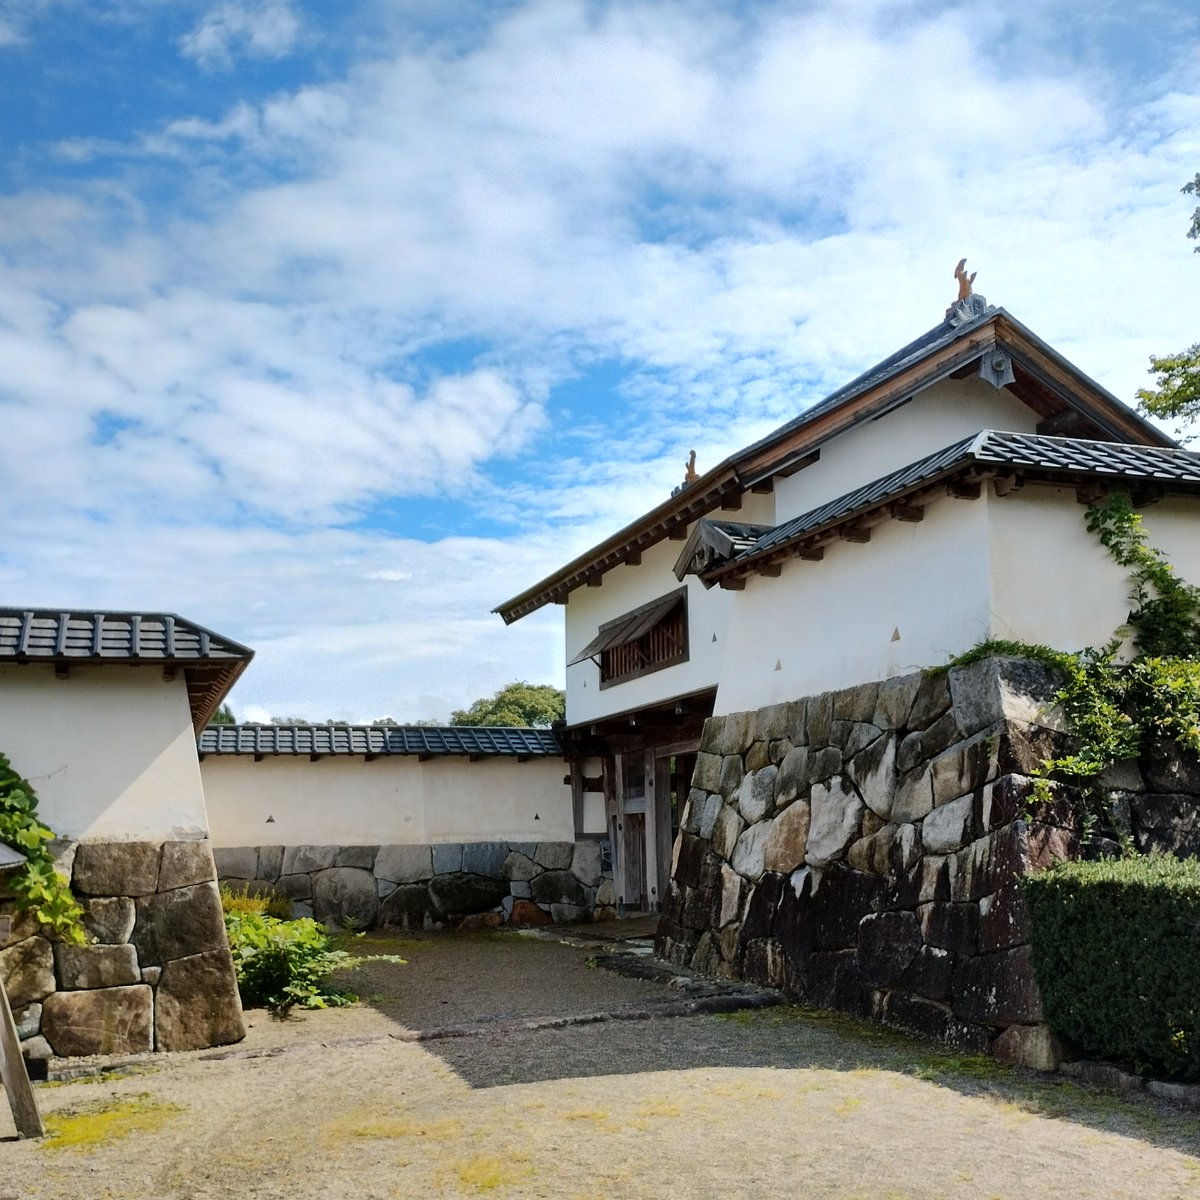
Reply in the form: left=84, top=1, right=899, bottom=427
left=656, top=658, right=1080, bottom=1068
left=0, top=839, right=244, bottom=1070
left=216, top=838, right=616, bottom=929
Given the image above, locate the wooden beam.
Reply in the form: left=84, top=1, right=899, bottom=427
left=795, top=546, right=824, bottom=561
left=839, top=526, right=871, bottom=543
left=948, top=480, right=982, bottom=500
left=0, top=966, right=43, bottom=1138
left=992, top=473, right=1023, bottom=497
left=643, top=748, right=660, bottom=913
left=892, top=503, right=925, bottom=522
left=586, top=575, right=603, bottom=588
left=623, top=551, right=642, bottom=566
left=1036, top=408, right=1084, bottom=436
left=754, top=563, right=782, bottom=577
left=570, top=761, right=585, bottom=838
left=719, top=492, right=743, bottom=511
left=718, top=578, right=746, bottom=590
left=668, top=525, right=688, bottom=540
left=749, top=479, right=775, bottom=494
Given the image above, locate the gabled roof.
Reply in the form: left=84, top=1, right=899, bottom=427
left=671, top=520, right=773, bottom=582
left=198, top=723, right=563, bottom=759
left=692, top=430, right=1200, bottom=588
left=495, top=305, right=1175, bottom=623
left=0, top=608, right=254, bottom=731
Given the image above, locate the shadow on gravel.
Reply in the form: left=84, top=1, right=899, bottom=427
left=336, top=929, right=1200, bottom=1163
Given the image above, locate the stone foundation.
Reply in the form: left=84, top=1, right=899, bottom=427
left=215, top=838, right=615, bottom=930
left=0, top=839, right=245, bottom=1067
left=656, top=658, right=1079, bottom=1068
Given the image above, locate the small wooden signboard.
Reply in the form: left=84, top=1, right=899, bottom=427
left=0, top=843, right=44, bottom=1139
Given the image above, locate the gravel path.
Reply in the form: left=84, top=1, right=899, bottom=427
left=2, top=927, right=1198, bottom=1199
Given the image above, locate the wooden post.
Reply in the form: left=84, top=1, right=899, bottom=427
left=569, top=760, right=585, bottom=838
left=0, top=847, right=44, bottom=1139
left=0, top=974, right=43, bottom=1139
left=654, top=755, right=674, bottom=904
left=643, top=749, right=660, bottom=912
left=606, top=755, right=626, bottom=915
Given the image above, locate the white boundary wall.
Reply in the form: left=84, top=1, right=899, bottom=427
left=0, top=663, right=209, bottom=840
left=201, top=754, right=574, bottom=847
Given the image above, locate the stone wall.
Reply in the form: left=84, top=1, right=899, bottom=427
left=216, top=838, right=616, bottom=930
left=1, top=839, right=244, bottom=1070
left=656, top=658, right=1081, bottom=1069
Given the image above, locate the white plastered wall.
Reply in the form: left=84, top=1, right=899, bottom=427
left=714, top=493, right=995, bottom=713
left=772, top=377, right=1040, bottom=523
left=988, top=489, right=1200, bottom=653
left=565, top=491, right=776, bottom=726
left=0, top=663, right=209, bottom=840
left=201, top=755, right=573, bottom=846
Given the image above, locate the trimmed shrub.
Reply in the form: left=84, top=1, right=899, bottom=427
left=1024, top=855, right=1200, bottom=1079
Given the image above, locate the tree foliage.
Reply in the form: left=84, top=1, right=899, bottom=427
left=210, top=703, right=236, bottom=725
left=1137, top=173, right=1200, bottom=437
left=450, top=680, right=565, bottom=728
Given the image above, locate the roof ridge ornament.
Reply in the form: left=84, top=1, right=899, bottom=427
left=672, top=449, right=700, bottom=496
left=946, top=257, right=988, bottom=325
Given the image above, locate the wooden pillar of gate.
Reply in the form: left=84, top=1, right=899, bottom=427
left=0, top=848, right=44, bottom=1139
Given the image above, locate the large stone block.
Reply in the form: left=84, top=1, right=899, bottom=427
left=832, top=681, right=879, bottom=724
left=509, top=899, right=552, bottom=926
left=707, top=710, right=758, bottom=756
left=570, top=840, right=603, bottom=888
left=711, top=804, right=745, bottom=862
left=531, top=869, right=591, bottom=907
left=717, top=864, right=745, bottom=928
left=718, top=754, right=745, bottom=801
left=918, top=901, right=978, bottom=956
left=775, top=862, right=884, bottom=960
left=54, top=943, right=140, bottom=990
left=335, top=846, right=378, bottom=870
left=738, top=766, right=777, bottom=823
left=900, top=944, right=954, bottom=1001
left=857, top=910, right=921, bottom=988
left=892, top=764, right=934, bottom=823
left=0, top=904, right=40, bottom=951
left=847, top=733, right=895, bottom=819
left=213, top=846, right=260, bottom=882
left=806, top=777, right=864, bottom=866
left=274, top=872, right=313, bottom=901
left=281, top=845, right=338, bottom=875
left=806, top=692, right=833, bottom=747
left=155, top=948, right=245, bottom=1051
left=429, top=872, right=508, bottom=916
left=948, top=656, right=1065, bottom=737
left=923, top=792, right=981, bottom=854
left=375, top=844, right=434, bottom=883
left=697, top=792, right=723, bottom=839
left=993, top=1023, right=1060, bottom=1072
left=14, top=1001, right=41, bottom=1040
left=731, top=819, right=773, bottom=882
left=799, top=949, right=866, bottom=1014
left=745, top=741, right=772, bottom=772
left=763, top=800, right=810, bottom=874
left=73, top=840, right=161, bottom=897
left=739, top=871, right=785, bottom=943
left=920, top=710, right=962, bottom=761
left=775, top=746, right=811, bottom=809
left=159, top=840, right=218, bottom=891
left=952, top=944, right=1043, bottom=1026
left=882, top=992, right=992, bottom=1053
left=907, top=672, right=951, bottom=731
left=378, top=883, right=432, bottom=929
left=459, top=842, right=508, bottom=877
left=874, top=673, right=923, bottom=730
left=977, top=880, right=1029, bottom=953
left=1130, top=794, right=1200, bottom=858
left=758, top=698, right=804, bottom=741
left=312, top=867, right=379, bottom=930
left=133, top=882, right=227, bottom=966
left=532, top=842, right=574, bottom=871
left=0, top=936, right=54, bottom=1008
left=41, top=985, right=153, bottom=1057
left=1141, top=740, right=1200, bottom=794
left=257, top=844, right=284, bottom=881
left=691, top=752, right=723, bottom=793
left=930, top=733, right=998, bottom=803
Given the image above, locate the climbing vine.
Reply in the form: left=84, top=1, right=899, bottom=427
left=0, top=751, right=87, bottom=943
left=947, top=492, right=1200, bottom=844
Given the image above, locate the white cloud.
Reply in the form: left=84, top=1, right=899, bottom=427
left=2, top=0, right=1199, bottom=717
left=180, top=0, right=301, bottom=69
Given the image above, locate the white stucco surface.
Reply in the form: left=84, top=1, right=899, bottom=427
left=202, top=754, right=573, bottom=846
left=714, top=492, right=995, bottom=713
left=772, top=377, right=1039, bottom=523
left=0, top=664, right=209, bottom=840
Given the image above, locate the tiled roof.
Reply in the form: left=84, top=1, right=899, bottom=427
left=707, top=431, right=1200, bottom=580
left=198, top=723, right=563, bottom=758
left=0, top=609, right=252, bottom=663
left=0, top=608, right=254, bottom=732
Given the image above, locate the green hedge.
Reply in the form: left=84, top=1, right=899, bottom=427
left=1024, top=855, right=1200, bottom=1079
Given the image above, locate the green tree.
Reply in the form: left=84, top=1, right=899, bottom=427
left=1137, top=173, right=1200, bottom=437
left=211, top=703, right=236, bottom=725
left=450, top=681, right=565, bottom=728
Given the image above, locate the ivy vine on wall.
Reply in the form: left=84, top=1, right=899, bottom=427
left=0, top=752, right=86, bottom=943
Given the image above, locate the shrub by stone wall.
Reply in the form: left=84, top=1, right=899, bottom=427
left=215, top=838, right=615, bottom=930
left=656, top=658, right=1082, bottom=1069
left=0, top=839, right=244, bottom=1068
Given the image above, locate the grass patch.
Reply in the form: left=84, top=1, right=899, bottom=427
left=324, top=1111, right=462, bottom=1141
left=41, top=1095, right=184, bottom=1151
left=449, top=1153, right=531, bottom=1192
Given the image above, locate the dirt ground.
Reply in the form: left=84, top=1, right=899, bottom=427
left=2, top=925, right=1199, bottom=1200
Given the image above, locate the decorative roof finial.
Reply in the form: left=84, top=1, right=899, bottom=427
left=684, top=449, right=699, bottom=483
left=946, top=257, right=988, bottom=324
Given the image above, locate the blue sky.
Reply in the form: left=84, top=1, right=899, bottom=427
left=0, top=0, right=1197, bottom=722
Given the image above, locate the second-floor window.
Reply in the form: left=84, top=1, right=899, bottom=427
left=569, top=588, right=689, bottom=689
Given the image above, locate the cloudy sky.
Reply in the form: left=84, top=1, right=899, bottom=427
left=0, top=0, right=1196, bottom=723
